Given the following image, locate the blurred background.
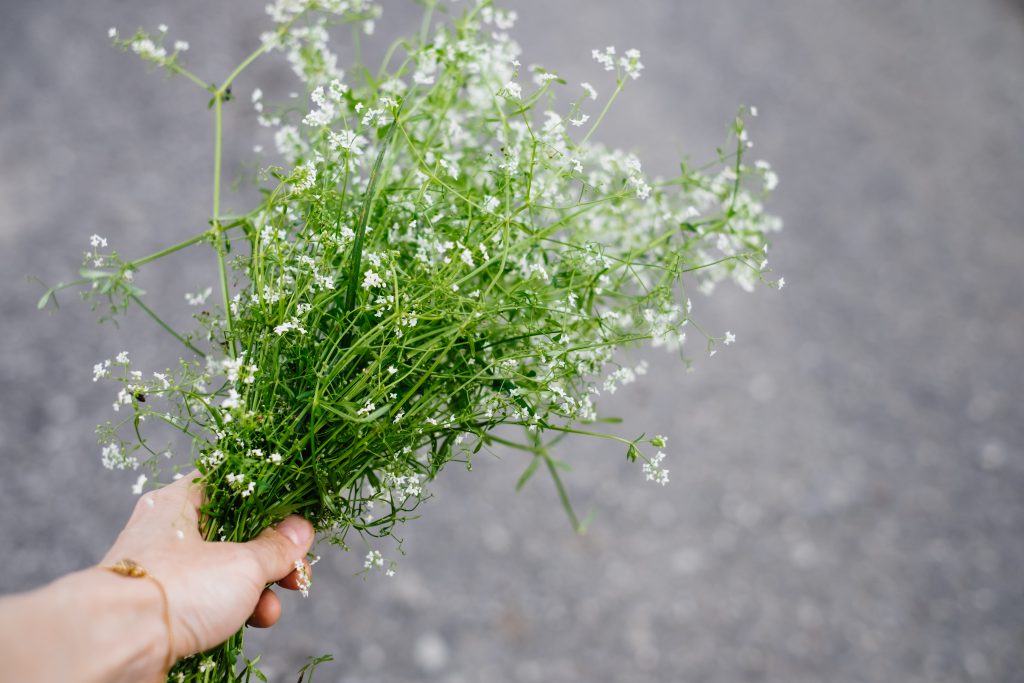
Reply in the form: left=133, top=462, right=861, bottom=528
left=1, top=1, right=1023, bottom=681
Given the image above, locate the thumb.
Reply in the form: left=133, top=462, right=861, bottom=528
left=244, top=515, right=314, bottom=583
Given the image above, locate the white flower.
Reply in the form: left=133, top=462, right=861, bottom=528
left=92, top=360, right=111, bottom=382
left=362, top=269, right=384, bottom=289
left=724, top=331, right=736, bottom=345
left=503, top=81, right=522, bottom=100
left=328, top=129, right=366, bottom=155
left=274, top=318, right=307, bottom=335
left=620, top=48, right=644, bottom=80
left=642, top=451, right=670, bottom=485
left=173, top=40, right=189, bottom=52
left=269, top=452, right=282, bottom=464
left=364, top=550, right=384, bottom=569
left=777, top=277, right=786, bottom=289
left=90, top=234, right=108, bottom=248
left=108, top=27, right=118, bottom=39
left=569, top=114, right=589, bottom=127
left=185, top=286, right=212, bottom=306
left=221, top=389, right=242, bottom=410
left=131, top=37, right=167, bottom=61
left=131, top=474, right=147, bottom=495
left=289, top=160, right=317, bottom=194
left=387, top=365, right=397, bottom=375
left=482, top=195, right=500, bottom=214
left=592, top=46, right=616, bottom=71
left=581, top=82, right=597, bottom=100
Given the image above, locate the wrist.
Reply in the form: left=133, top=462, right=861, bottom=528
left=57, top=568, right=170, bottom=683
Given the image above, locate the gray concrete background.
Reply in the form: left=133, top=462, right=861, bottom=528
left=2, top=1, right=1023, bottom=681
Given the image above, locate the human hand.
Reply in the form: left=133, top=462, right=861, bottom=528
left=100, top=471, right=314, bottom=669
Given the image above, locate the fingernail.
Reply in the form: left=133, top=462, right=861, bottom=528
left=275, top=516, right=312, bottom=548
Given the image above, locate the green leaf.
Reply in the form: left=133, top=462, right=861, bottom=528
left=515, top=455, right=540, bottom=491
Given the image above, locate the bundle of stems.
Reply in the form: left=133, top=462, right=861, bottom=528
left=44, top=1, right=781, bottom=679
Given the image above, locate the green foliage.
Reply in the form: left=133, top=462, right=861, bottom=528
left=60, top=1, right=782, bottom=680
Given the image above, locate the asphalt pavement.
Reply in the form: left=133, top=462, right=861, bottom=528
left=1, top=1, right=1022, bottom=681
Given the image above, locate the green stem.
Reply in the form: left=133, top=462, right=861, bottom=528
left=129, top=230, right=212, bottom=269
left=212, top=94, right=235, bottom=357
left=129, top=294, right=206, bottom=358
left=579, top=79, right=625, bottom=147
left=166, top=62, right=213, bottom=92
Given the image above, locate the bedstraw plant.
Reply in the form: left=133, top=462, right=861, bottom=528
left=42, top=0, right=782, bottom=680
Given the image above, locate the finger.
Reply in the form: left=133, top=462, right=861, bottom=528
left=165, top=469, right=205, bottom=509
left=129, top=470, right=204, bottom=533
left=243, top=515, right=314, bottom=583
left=246, top=588, right=281, bottom=628
left=276, top=558, right=312, bottom=591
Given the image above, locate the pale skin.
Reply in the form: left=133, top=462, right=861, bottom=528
left=0, top=472, right=314, bottom=682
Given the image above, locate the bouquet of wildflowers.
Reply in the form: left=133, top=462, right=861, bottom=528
left=44, top=0, right=781, bottom=679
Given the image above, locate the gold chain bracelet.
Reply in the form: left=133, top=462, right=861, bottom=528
left=97, top=559, right=175, bottom=673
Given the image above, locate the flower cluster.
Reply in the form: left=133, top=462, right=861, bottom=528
left=49, top=2, right=782, bottom=680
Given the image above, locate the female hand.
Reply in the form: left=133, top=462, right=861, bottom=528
left=101, top=471, right=315, bottom=660
left=0, top=471, right=315, bottom=683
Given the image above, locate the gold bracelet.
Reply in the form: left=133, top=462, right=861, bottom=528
left=98, top=559, right=175, bottom=673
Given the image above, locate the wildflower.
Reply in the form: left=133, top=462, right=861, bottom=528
left=185, top=286, right=212, bottom=306
left=592, top=46, right=616, bottom=71
left=503, top=81, right=522, bottom=100
left=328, top=129, right=365, bottom=155
left=90, top=234, right=108, bottom=248
left=173, top=40, right=189, bottom=52
left=274, top=318, right=307, bottom=335
left=112, top=387, right=133, bottom=412
left=620, top=48, right=644, bottom=80
left=362, top=269, right=384, bottom=289
left=131, top=474, right=147, bottom=495
left=642, top=451, right=670, bottom=485
left=115, top=351, right=130, bottom=364
left=289, top=160, right=317, bottom=194
left=101, top=443, right=137, bottom=471
left=777, top=277, right=786, bottom=289
left=131, top=37, right=167, bottom=61
left=581, top=82, right=597, bottom=100
left=364, top=550, right=384, bottom=569
left=269, top=452, right=282, bottom=464
left=724, top=331, right=736, bottom=345
left=221, top=389, right=242, bottom=410
left=569, top=114, right=589, bottom=127
left=108, top=27, right=117, bottom=39
left=387, top=365, right=397, bottom=375
left=482, top=195, right=500, bottom=213
left=93, top=360, right=111, bottom=382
